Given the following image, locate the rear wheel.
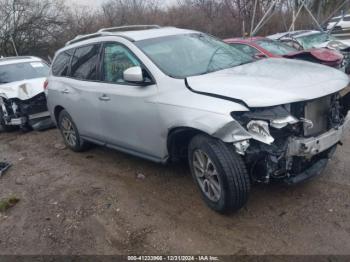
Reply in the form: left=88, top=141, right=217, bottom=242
left=188, top=134, right=250, bottom=213
left=58, top=110, right=89, bottom=152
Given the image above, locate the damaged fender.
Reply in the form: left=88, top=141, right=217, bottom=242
left=213, top=121, right=252, bottom=142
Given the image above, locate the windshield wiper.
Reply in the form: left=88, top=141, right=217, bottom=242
left=236, top=60, right=254, bottom=66
left=193, top=60, right=254, bottom=77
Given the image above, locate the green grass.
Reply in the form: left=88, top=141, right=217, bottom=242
left=0, top=197, right=20, bottom=212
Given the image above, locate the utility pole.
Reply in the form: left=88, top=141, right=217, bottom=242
left=12, top=0, right=18, bottom=56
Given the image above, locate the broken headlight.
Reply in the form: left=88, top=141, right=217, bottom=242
left=270, top=115, right=299, bottom=129
left=232, top=105, right=301, bottom=145
left=247, top=120, right=274, bottom=144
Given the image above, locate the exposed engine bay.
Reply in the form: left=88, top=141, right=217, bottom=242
left=0, top=93, right=52, bottom=131
left=232, top=90, right=350, bottom=185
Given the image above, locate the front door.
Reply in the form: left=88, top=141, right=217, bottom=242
left=98, top=42, right=163, bottom=160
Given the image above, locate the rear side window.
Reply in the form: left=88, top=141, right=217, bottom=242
left=71, top=44, right=100, bottom=80
left=52, top=49, right=74, bottom=77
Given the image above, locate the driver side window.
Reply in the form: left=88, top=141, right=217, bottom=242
left=103, top=43, right=141, bottom=83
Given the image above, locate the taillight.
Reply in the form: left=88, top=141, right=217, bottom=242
left=44, top=79, right=49, bottom=90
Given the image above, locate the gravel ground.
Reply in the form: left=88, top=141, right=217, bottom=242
left=0, top=128, right=350, bottom=255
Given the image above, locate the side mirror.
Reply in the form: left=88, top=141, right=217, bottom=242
left=123, top=66, right=144, bottom=83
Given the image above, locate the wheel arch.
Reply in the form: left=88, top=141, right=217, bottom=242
left=166, top=119, right=252, bottom=162
left=167, top=126, right=209, bottom=162
left=54, top=105, right=65, bottom=124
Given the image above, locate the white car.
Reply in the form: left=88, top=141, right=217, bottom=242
left=0, top=56, right=52, bottom=131
left=48, top=26, right=350, bottom=213
left=327, top=15, right=350, bottom=31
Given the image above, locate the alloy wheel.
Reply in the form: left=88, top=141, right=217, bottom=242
left=60, top=116, right=77, bottom=147
left=192, top=149, right=222, bottom=202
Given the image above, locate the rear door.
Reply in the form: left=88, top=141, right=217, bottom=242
left=56, top=44, right=105, bottom=141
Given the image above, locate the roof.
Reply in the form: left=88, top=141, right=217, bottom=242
left=224, top=36, right=266, bottom=43
left=268, top=30, right=321, bottom=40
left=0, top=56, right=42, bottom=66
left=115, top=27, right=198, bottom=41
left=331, top=14, right=350, bottom=19
left=65, top=26, right=199, bottom=47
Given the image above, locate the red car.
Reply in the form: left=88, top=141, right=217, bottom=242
left=224, top=37, right=344, bottom=69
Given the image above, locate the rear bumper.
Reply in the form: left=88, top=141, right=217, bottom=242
left=287, top=112, right=350, bottom=157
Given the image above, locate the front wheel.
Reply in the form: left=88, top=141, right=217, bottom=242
left=58, top=110, right=89, bottom=152
left=188, top=134, right=250, bottom=213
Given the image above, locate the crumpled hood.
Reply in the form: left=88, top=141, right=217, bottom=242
left=313, top=40, right=350, bottom=51
left=0, top=78, right=46, bottom=100
left=284, top=48, right=343, bottom=63
left=186, top=58, right=349, bottom=108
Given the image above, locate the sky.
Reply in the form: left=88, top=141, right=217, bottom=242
left=73, top=0, right=177, bottom=8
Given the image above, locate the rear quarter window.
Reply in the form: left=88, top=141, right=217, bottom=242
left=52, top=49, right=74, bottom=77
left=70, top=44, right=101, bottom=80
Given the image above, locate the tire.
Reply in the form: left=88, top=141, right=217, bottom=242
left=58, top=110, right=89, bottom=152
left=188, top=134, right=250, bottom=214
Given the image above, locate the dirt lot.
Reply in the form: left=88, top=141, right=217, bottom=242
left=0, top=128, right=350, bottom=255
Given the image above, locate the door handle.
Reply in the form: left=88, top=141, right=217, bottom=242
left=61, top=89, right=70, bottom=94
left=99, top=94, right=110, bottom=101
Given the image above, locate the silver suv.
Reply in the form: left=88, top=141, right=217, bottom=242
left=47, top=25, right=350, bottom=213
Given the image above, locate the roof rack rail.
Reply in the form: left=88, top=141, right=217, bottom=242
left=98, top=25, right=161, bottom=33
left=65, top=25, right=162, bottom=46
left=65, top=32, right=114, bottom=46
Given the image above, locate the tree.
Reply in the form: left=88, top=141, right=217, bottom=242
left=0, top=0, right=66, bottom=57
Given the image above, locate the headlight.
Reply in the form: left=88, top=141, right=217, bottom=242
left=270, top=115, right=299, bottom=129
left=247, top=120, right=274, bottom=144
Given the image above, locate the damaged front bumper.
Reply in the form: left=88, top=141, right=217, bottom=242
left=284, top=158, right=329, bottom=185
left=239, top=105, right=350, bottom=184
left=6, top=111, right=50, bottom=125
left=287, top=112, right=350, bottom=157
left=0, top=93, right=53, bottom=131
left=280, top=112, right=350, bottom=184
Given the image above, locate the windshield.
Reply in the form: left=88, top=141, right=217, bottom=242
left=255, top=39, right=297, bottom=55
left=297, top=33, right=335, bottom=49
left=0, top=61, right=49, bottom=84
left=135, top=34, right=254, bottom=78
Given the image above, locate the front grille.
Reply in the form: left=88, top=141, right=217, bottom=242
left=19, top=93, right=48, bottom=115
left=303, top=96, right=331, bottom=137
